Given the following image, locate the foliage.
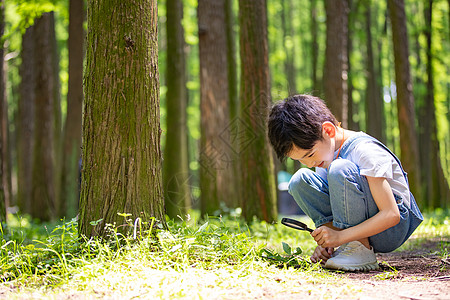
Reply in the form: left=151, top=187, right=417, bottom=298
left=0, top=211, right=314, bottom=285
left=0, top=210, right=449, bottom=296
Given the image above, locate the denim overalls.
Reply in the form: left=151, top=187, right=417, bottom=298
left=288, top=132, right=423, bottom=253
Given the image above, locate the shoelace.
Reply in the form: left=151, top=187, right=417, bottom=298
left=337, top=243, right=360, bottom=257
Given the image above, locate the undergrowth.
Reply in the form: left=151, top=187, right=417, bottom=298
left=0, top=211, right=316, bottom=288
left=1, top=209, right=448, bottom=295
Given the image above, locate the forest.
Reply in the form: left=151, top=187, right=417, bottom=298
left=0, top=0, right=450, bottom=231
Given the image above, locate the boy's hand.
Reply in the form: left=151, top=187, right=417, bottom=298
left=310, top=245, right=334, bottom=264
left=311, top=226, right=342, bottom=248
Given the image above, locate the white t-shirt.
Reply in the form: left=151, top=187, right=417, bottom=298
left=316, top=138, right=411, bottom=209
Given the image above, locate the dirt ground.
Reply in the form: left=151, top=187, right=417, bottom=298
left=341, top=239, right=450, bottom=300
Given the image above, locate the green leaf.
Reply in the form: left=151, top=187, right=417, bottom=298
left=196, top=222, right=209, bottom=233
left=282, top=242, right=291, bottom=255
left=294, top=247, right=303, bottom=255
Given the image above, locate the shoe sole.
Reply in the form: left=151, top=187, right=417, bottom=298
left=325, top=262, right=380, bottom=272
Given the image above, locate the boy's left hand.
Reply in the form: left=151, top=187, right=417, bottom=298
left=311, top=226, right=341, bottom=248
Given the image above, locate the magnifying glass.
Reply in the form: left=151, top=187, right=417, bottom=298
left=281, top=217, right=314, bottom=233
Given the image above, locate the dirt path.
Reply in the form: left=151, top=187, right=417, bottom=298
left=342, top=240, right=450, bottom=300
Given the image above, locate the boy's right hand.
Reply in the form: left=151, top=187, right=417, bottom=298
left=310, top=246, right=334, bottom=264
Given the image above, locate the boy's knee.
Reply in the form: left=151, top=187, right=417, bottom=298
left=288, top=168, right=314, bottom=193
left=328, top=159, right=359, bottom=180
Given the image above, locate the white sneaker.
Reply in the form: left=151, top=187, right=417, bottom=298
left=324, top=241, right=379, bottom=271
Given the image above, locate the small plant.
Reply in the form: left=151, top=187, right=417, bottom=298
left=373, top=261, right=400, bottom=280
left=260, top=242, right=307, bottom=268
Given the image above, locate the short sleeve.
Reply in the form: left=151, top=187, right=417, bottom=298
left=350, top=142, right=395, bottom=179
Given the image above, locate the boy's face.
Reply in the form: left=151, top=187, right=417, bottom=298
left=287, top=123, right=337, bottom=169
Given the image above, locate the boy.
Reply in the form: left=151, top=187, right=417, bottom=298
left=268, top=94, right=423, bottom=271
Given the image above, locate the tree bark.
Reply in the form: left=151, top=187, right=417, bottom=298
left=347, top=0, right=357, bottom=131
left=80, top=0, right=165, bottom=237
left=50, top=13, right=63, bottom=217
left=365, top=1, right=385, bottom=142
left=423, top=0, right=450, bottom=208
left=0, top=0, right=6, bottom=223
left=198, top=0, right=234, bottom=215
left=60, top=0, right=84, bottom=218
left=31, top=13, right=57, bottom=221
left=387, top=0, right=422, bottom=201
left=225, top=0, right=238, bottom=122
left=238, top=0, right=277, bottom=222
left=163, top=0, right=191, bottom=218
left=311, top=0, right=320, bottom=95
left=281, top=0, right=297, bottom=95
left=17, top=26, right=35, bottom=215
left=225, top=0, right=239, bottom=209
left=323, top=0, right=349, bottom=127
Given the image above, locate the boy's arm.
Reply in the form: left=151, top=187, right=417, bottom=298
left=312, top=176, right=401, bottom=248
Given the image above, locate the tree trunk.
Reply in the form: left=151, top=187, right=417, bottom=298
left=387, top=0, right=422, bottom=201
left=0, top=0, right=6, bottom=223
left=80, top=0, right=165, bottom=238
left=423, top=0, right=450, bottom=208
left=238, top=0, right=277, bottom=222
left=163, top=0, right=191, bottom=218
left=410, top=1, right=428, bottom=208
left=32, top=13, right=57, bottom=221
left=17, top=26, right=35, bottom=215
left=365, top=1, right=385, bottom=142
left=225, top=0, right=238, bottom=122
left=311, top=0, right=320, bottom=95
left=323, top=0, right=349, bottom=127
left=281, top=0, right=297, bottom=95
left=347, top=0, right=358, bottom=131
left=225, top=0, right=239, bottom=209
left=50, top=13, right=63, bottom=217
left=60, top=0, right=84, bottom=218
left=198, top=0, right=234, bottom=215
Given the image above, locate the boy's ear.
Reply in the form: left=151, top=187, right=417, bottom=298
left=322, top=122, right=336, bottom=138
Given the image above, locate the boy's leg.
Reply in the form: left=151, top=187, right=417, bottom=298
left=327, top=158, right=412, bottom=253
left=324, top=159, right=380, bottom=270
left=327, top=159, right=379, bottom=230
left=288, top=169, right=333, bottom=228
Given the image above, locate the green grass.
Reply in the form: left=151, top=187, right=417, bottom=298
left=0, top=209, right=449, bottom=298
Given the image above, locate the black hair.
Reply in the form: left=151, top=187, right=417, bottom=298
left=267, top=94, right=338, bottom=161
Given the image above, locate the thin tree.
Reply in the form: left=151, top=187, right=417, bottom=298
left=163, top=0, right=191, bottom=219
left=281, top=0, right=297, bottom=95
left=225, top=0, right=239, bottom=209
left=238, top=0, right=277, bottom=222
left=225, top=0, right=238, bottom=122
left=365, top=0, right=385, bottom=142
left=60, top=0, right=84, bottom=218
left=31, top=13, right=57, bottom=221
left=387, top=0, right=421, bottom=201
left=0, top=0, right=10, bottom=219
left=17, top=26, right=35, bottom=215
left=346, top=0, right=358, bottom=130
left=323, top=0, right=349, bottom=127
left=79, top=0, right=166, bottom=237
left=423, top=0, right=450, bottom=208
left=311, top=0, right=320, bottom=95
left=198, top=0, right=234, bottom=215
left=50, top=13, right=63, bottom=216
left=0, top=0, right=6, bottom=223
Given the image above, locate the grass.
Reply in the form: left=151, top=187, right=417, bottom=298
left=0, top=209, right=449, bottom=298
